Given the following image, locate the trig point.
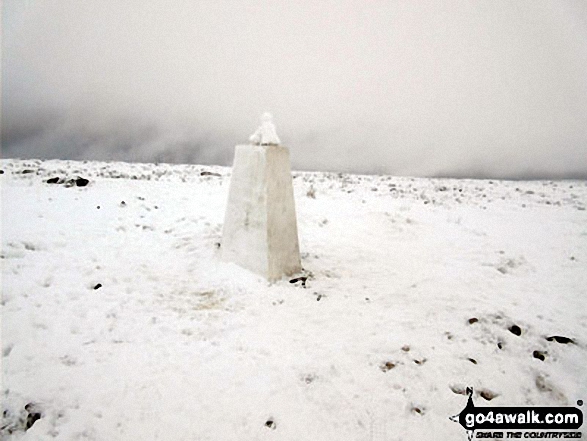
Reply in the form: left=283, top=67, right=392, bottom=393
left=222, top=113, right=302, bottom=281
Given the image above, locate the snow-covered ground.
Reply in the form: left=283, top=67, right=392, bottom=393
left=1, top=158, right=586, bottom=440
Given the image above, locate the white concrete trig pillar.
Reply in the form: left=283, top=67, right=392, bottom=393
left=222, top=129, right=301, bottom=281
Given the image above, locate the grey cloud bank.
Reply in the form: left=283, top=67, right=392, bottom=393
left=3, top=0, right=587, bottom=179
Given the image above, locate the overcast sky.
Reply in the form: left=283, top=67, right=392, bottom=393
left=3, top=0, right=587, bottom=178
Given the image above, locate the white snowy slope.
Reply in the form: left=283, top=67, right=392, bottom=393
left=1, top=158, right=586, bottom=440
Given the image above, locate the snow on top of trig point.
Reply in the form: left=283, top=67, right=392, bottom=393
left=249, top=112, right=281, bottom=146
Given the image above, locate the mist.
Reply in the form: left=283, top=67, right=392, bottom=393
left=3, top=0, right=587, bottom=179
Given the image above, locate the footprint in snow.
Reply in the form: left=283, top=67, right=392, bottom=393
left=478, top=389, right=498, bottom=401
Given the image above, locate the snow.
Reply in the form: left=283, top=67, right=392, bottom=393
left=249, top=113, right=281, bottom=146
left=1, top=158, right=586, bottom=440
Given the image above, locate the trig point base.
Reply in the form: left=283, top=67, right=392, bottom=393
left=222, top=144, right=302, bottom=281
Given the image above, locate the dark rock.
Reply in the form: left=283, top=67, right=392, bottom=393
left=24, top=403, right=42, bottom=431
left=497, top=341, right=504, bottom=350
left=289, top=276, right=307, bottom=287
left=265, top=419, right=276, bottom=430
left=508, top=325, right=522, bottom=336
left=21, top=169, right=35, bottom=174
left=468, top=317, right=478, bottom=324
left=467, top=358, right=477, bottom=364
left=46, top=177, right=61, bottom=184
left=26, top=412, right=41, bottom=430
left=93, top=283, right=102, bottom=290
left=0, top=170, right=4, bottom=174
left=532, top=350, right=546, bottom=361
left=24, top=403, right=38, bottom=413
left=380, top=361, right=396, bottom=372
left=546, top=335, right=575, bottom=344
left=200, top=171, right=221, bottom=177
left=75, top=177, right=89, bottom=187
